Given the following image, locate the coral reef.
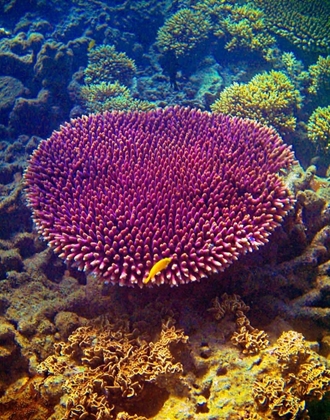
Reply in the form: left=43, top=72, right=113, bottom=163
left=84, top=45, right=137, bottom=87
left=193, top=0, right=276, bottom=60
left=211, top=70, right=302, bottom=135
left=307, top=106, right=330, bottom=156
left=209, top=294, right=269, bottom=355
left=253, top=0, right=330, bottom=54
left=156, top=8, right=211, bottom=59
left=37, top=320, right=187, bottom=419
left=80, top=81, right=155, bottom=113
left=307, top=55, right=330, bottom=96
left=24, top=107, right=294, bottom=286
left=253, top=331, right=330, bottom=419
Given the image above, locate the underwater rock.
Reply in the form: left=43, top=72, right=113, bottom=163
left=0, top=76, right=25, bottom=125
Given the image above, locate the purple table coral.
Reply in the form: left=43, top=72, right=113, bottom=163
left=24, top=107, right=295, bottom=287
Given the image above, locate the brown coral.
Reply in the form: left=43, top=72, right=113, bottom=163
left=253, top=331, right=330, bottom=419
left=209, top=294, right=269, bottom=355
left=37, top=320, right=188, bottom=419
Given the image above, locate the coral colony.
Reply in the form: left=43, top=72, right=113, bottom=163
left=25, top=106, right=295, bottom=287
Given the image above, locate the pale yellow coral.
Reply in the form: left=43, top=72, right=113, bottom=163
left=80, top=81, right=156, bottom=113
left=84, top=44, right=136, bottom=86
left=156, top=8, right=211, bottom=58
left=211, top=70, right=302, bottom=135
left=307, top=55, right=330, bottom=95
left=307, top=105, right=330, bottom=154
left=253, top=0, right=330, bottom=54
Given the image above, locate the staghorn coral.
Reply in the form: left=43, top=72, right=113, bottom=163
left=156, top=8, right=211, bottom=59
left=80, top=81, right=156, bottom=113
left=307, top=105, right=330, bottom=155
left=209, top=294, right=269, bottom=355
left=37, top=321, right=187, bottom=420
left=211, top=70, right=302, bottom=135
left=24, top=106, right=295, bottom=287
left=253, top=0, right=330, bottom=54
left=84, top=45, right=137, bottom=86
left=253, top=331, right=330, bottom=419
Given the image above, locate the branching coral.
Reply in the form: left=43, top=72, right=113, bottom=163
left=219, top=3, right=276, bottom=60
left=80, top=81, right=156, bottom=113
left=209, top=294, right=269, bottom=355
left=253, top=0, right=330, bottom=54
left=156, top=8, right=211, bottom=58
left=193, top=0, right=276, bottom=60
left=37, top=321, right=188, bottom=419
left=307, top=55, right=330, bottom=95
left=253, top=331, right=330, bottom=419
left=211, top=70, right=302, bottom=135
left=84, top=45, right=137, bottom=86
left=307, top=106, right=330, bottom=155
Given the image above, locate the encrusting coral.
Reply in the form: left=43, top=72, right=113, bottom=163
left=208, top=293, right=269, bottom=355
left=307, top=105, right=330, bottom=155
left=253, top=331, right=330, bottom=419
left=211, top=70, right=302, bottom=135
left=37, top=320, right=188, bottom=420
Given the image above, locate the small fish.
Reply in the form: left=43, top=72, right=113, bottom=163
left=88, top=39, right=96, bottom=51
left=143, top=257, right=172, bottom=284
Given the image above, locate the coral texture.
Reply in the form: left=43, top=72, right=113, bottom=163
left=80, top=81, right=156, bottom=113
left=24, top=107, right=294, bottom=287
left=209, top=294, right=269, bottom=355
left=253, top=0, right=330, bottom=54
left=307, top=55, right=330, bottom=95
left=37, top=321, right=187, bottom=420
left=307, top=105, right=330, bottom=155
left=156, top=8, right=211, bottom=58
left=84, top=45, right=136, bottom=86
left=253, top=331, right=330, bottom=419
left=211, top=70, right=302, bottom=135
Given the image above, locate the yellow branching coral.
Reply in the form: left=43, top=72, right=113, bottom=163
left=193, top=0, right=276, bottom=60
left=307, top=55, right=330, bottom=95
left=209, top=294, right=269, bottom=355
left=37, top=321, right=188, bottom=420
left=253, top=331, right=330, bottom=419
left=80, top=81, right=156, bottom=113
left=220, top=4, right=276, bottom=60
left=253, top=0, right=330, bottom=54
left=211, top=70, right=302, bottom=135
left=307, top=106, right=330, bottom=155
left=156, top=8, right=212, bottom=58
left=84, top=45, right=137, bottom=86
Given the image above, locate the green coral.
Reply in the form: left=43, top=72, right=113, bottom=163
left=307, top=106, right=330, bottom=155
left=80, top=81, right=156, bottom=114
left=253, top=0, right=330, bottom=54
left=156, top=8, right=212, bottom=58
left=84, top=45, right=137, bottom=86
left=211, top=70, right=302, bottom=135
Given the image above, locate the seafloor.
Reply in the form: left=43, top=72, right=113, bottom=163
left=1, top=0, right=330, bottom=419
